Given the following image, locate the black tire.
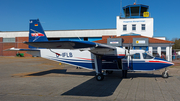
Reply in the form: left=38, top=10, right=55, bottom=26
left=96, top=74, right=104, bottom=81
left=162, top=72, right=169, bottom=78
left=106, top=71, right=113, bottom=74
left=122, top=70, right=128, bottom=78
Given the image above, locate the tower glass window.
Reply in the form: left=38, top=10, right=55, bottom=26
left=123, top=25, right=127, bottom=31
left=142, top=24, right=145, bottom=30
left=132, top=24, right=136, bottom=31
left=140, top=7, right=148, bottom=16
left=123, top=7, right=130, bottom=17
left=131, top=7, right=139, bottom=16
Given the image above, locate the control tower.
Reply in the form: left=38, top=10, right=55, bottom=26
left=116, top=3, right=153, bottom=37
left=123, top=4, right=149, bottom=18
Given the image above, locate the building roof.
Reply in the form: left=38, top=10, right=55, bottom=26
left=123, top=4, right=149, bottom=9
left=93, top=35, right=174, bottom=44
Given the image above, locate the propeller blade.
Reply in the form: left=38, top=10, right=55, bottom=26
left=127, top=56, right=130, bottom=68
left=127, top=46, right=130, bottom=69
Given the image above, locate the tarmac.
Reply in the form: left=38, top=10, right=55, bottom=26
left=0, top=57, right=180, bottom=101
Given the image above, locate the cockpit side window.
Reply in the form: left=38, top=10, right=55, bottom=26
left=143, top=53, right=154, bottom=59
left=132, top=53, right=140, bottom=59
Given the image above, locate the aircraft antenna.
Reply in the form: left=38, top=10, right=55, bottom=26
left=74, top=32, right=82, bottom=41
left=120, top=0, right=122, bottom=17
left=127, top=39, right=131, bottom=69
left=134, top=0, right=137, bottom=5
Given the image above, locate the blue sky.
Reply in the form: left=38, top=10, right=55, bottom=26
left=0, top=0, right=179, bottom=40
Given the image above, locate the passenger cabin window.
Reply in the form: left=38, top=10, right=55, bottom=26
left=143, top=53, right=154, bottom=59
left=84, top=37, right=88, bottom=41
left=132, top=53, right=140, bottom=59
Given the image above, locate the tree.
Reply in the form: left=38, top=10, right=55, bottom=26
left=172, top=38, right=180, bottom=49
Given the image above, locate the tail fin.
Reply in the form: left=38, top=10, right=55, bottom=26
left=29, top=19, right=48, bottom=48
left=29, top=19, right=48, bottom=42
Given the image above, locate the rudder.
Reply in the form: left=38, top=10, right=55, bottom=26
left=29, top=19, right=48, bottom=48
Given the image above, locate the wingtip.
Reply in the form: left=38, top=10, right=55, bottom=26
left=23, top=41, right=27, bottom=43
left=3, top=47, right=18, bottom=51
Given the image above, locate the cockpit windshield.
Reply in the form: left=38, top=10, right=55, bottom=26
left=143, top=52, right=154, bottom=59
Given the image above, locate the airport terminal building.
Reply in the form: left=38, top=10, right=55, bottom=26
left=0, top=4, right=174, bottom=61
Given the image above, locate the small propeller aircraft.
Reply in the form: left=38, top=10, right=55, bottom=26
left=6, top=19, right=174, bottom=81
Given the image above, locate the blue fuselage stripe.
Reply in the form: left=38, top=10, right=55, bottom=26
left=47, top=56, right=173, bottom=71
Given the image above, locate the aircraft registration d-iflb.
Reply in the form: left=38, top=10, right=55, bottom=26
left=6, top=19, right=174, bottom=81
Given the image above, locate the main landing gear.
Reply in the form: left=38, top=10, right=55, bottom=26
left=95, top=74, right=104, bottom=81
left=162, top=68, right=169, bottom=78
left=122, top=70, right=127, bottom=78
left=95, top=70, right=113, bottom=81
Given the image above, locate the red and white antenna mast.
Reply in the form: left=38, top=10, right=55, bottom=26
left=134, top=0, right=137, bottom=5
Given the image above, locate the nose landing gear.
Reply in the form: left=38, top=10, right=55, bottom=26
left=162, top=68, right=169, bottom=78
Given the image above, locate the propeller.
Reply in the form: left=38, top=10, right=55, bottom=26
left=127, top=46, right=130, bottom=69
left=127, top=40, right=132, bottom=69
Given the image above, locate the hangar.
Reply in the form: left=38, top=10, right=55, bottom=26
left=0, top=3, right=174, bottom=61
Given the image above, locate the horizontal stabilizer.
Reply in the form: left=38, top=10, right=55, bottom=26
left=4, top=47, right=40, bottom=57
left=4, top=47, right=39, bottom=51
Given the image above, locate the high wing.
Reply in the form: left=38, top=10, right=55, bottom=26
left=25, top=40, right=115, bottom=49
left=25, top=40, right=125, bottom=57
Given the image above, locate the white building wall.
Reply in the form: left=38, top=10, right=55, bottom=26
left=0, top=29, right=116, bottom=38
left=45, top=29, right=116, bottom=38
left=116, top=16, right=154, bottom=37
left=0, top=32, right=28, bottom=38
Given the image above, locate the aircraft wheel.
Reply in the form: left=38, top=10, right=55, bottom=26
left=162, top=72, right=169, bottom=78
left=96, top=74, right=104, bottom=81
left=106, top=71, right=113, bottom=74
